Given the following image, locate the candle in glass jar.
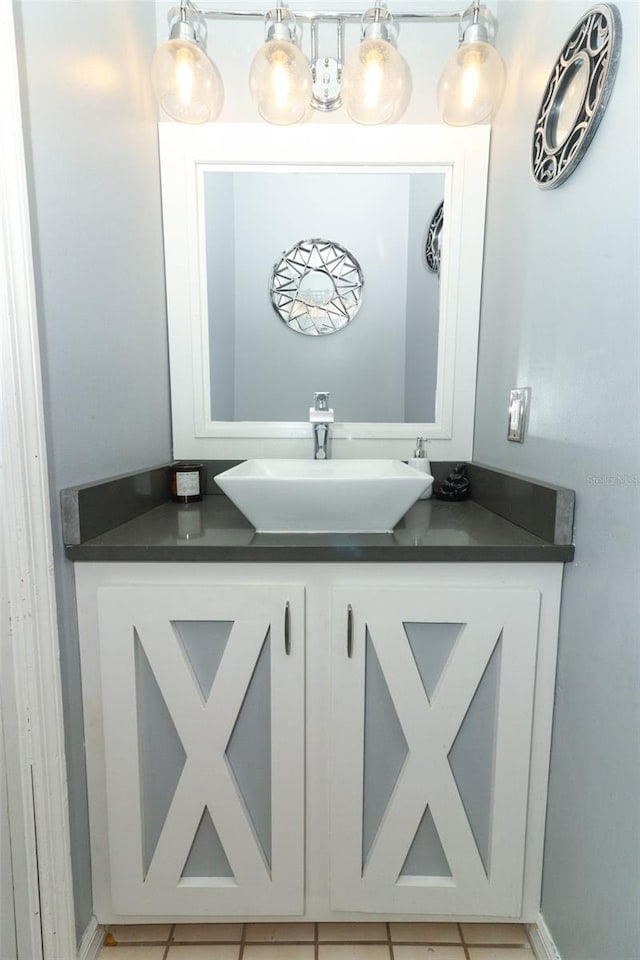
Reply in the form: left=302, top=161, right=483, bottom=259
left=170, top=463, right=204, bottom=503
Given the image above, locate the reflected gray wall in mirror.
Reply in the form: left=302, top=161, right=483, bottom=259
left=205, top=172, right=444, bottom=424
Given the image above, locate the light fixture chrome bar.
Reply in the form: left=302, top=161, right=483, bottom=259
left=195, top=8, right=462, bottom=23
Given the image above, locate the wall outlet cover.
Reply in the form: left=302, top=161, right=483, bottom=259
left=507, top=387, right=531, bottom=443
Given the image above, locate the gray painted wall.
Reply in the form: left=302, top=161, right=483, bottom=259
left=474, top=3, right=639, bottom=958
left=15, top=1, right=172, bottom=944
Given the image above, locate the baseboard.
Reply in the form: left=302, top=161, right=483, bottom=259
left=529, top=913, right=562, bottom=960
left=78, top=914, right=557, bottom=959
left=77, top=916, right=104, bottom=960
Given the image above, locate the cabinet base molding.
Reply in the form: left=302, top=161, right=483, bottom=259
left=528, top=914, right=562, bottom=960
left=77, top=917, right=103, bottom=960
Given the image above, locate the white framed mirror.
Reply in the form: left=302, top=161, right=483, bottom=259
left=160, top=123, right=489, bottom=460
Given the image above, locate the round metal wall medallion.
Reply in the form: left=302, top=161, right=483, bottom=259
left=532, top=4, right=622, bottom=190
left=270, top=238, right=364, bottom=336
left=425, top=201, right=444, bottom=274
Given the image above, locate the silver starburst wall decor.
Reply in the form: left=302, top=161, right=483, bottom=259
left=270, top=238, right=364, bottom=336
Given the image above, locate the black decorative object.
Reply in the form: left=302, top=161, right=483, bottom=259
left=425, top=201, right=444, bottom=273
left=531, top=4, right=622, bottom=190
left=434, top=463, right=470, bottom=501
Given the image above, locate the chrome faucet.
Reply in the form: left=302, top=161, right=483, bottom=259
left=309, top=391, right=334, bottom=459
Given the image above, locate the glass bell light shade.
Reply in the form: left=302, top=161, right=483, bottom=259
left=249, top=38, right=312, bottom=125
left=151, top=37, right=223, bottom=124
left=437, top=39, right=505, bottom=126
left=342, top=36, right=408, bottom=125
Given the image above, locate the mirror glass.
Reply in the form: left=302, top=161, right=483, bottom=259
left=546, top=55, right=590, bottom=149
left=205, top=171, right=444, bottom=424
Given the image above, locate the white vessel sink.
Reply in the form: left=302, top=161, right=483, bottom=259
left=215, top=459, right=432, bottom=534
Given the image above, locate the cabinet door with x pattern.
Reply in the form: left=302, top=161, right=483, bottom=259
left=329, top=584, right=540, bottom=918
left=97, top=582, right=305, bottom=917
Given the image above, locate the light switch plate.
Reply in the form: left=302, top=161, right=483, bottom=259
left=507, top=387, right=530, bottom=442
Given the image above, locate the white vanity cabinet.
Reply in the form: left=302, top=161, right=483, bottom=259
left=76, top=561, right=563, bottom=925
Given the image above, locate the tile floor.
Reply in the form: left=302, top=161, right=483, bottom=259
left=98, top=922, right=535, bottom=960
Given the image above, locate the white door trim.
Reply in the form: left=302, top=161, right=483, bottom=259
left=77, top=917, right=103, bottom=960
left=0, top=0, right=76, bottom=955
left=0, top=690, right=18, bottom=960
left=528, top=914, right=562, bottom=960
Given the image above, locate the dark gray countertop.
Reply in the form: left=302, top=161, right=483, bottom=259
left=65, top=492, right=574, bottom=563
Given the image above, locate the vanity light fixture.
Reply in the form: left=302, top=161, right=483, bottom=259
left=436, top=0, right=505, bottom=126
left=341, top=2, right=409, bottom=125
left=153, top=1, right=505, bottom=127
left=151, top=2, right=223, bottom=124
left=249, top=1, right=312, bottom=125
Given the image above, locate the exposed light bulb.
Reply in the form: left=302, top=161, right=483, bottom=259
left=249, top=38, right=312, bottom=125
left=152, top=36, right=223, bottom=124
left=361, top=44, right=387, bottom=111
left=437, top=37, right=505, bottom=126
left=342, top=7, right=408, bottom=127
left=175, top=45, right=197, bottom=104
left=342, top=36, right=408, bottom=125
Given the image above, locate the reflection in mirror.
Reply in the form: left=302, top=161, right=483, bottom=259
left=296, top=268, right=336, bottom=309
left=205, top=172, right=444, bottom=424
left=270, top=238, right=364, bottom=337
left=425, top=201, right=444, bottom=275
left=546, top=55, right=589, bottom=149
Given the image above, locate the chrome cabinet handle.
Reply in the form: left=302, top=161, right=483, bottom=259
left=347, top=604, right=354, bottom=658
left=284, top=601, right=291, bottom=656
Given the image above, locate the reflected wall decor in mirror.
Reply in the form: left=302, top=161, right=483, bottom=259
left=160, top=124, right=489, bottom=459
left=425, top=202, right=445, bottom=275
left=269, top=237, right=364, bottom=337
